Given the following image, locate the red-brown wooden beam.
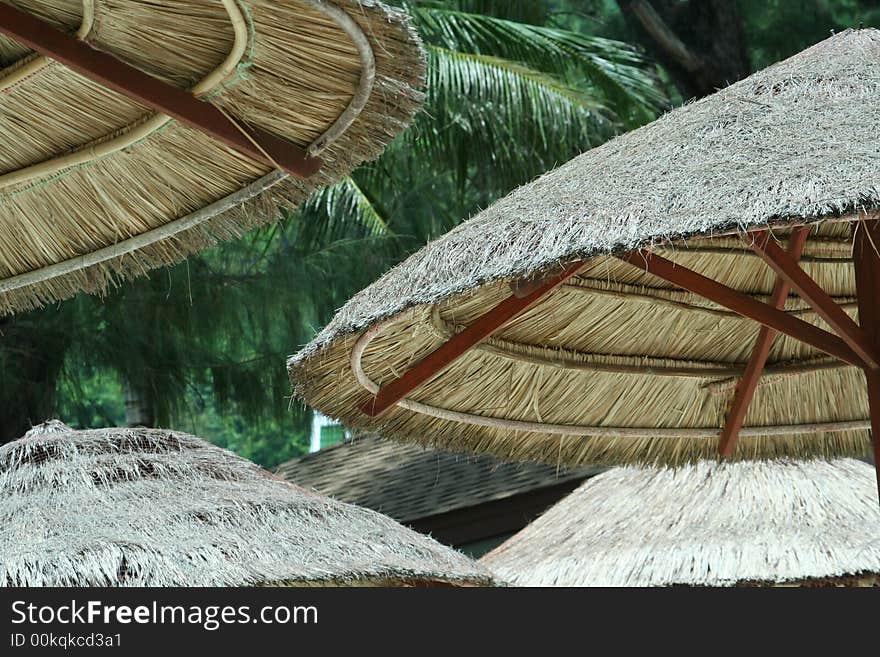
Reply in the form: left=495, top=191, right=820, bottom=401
left=750, top=230, right=880, bottom=370
left=0, top=2, right=322, bottom=178
left=365, top=243, right=870, bottom=419
left=616, top=250, right=865, bottom=367
left=360, top=262, right=587, bottom=417
left=852, top=220, right=880, bottom=502
left=717, top=227, right=809, bottom=457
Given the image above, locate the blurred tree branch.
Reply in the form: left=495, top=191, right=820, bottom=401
left=618, top=0, right=749, bottom=99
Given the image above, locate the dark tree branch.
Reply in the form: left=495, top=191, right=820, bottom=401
left=628, top=0, right=704, bottom=73
left=617, top=0, right=749, bottom=100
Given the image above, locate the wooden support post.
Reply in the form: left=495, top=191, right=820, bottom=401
left=852, top=220, right=880, bottom=502
left=751, top=230, right=879, bottom=369
left=360, top=262, right=586, bottom=417
left=717, top=228, right=809, bottom=457
left=616, top=250, right=865, bottom=367
left=0, top=2, right=322, bottom=178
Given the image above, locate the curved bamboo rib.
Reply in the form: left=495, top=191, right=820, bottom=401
left=668, top=234, right=855, bottom=257
left=351, top=310, right=869, bottom=438
left=564, top=276, right=857, bottom=318
left=0, top=0, right=376, bottom=189
left=306, top=0, right=376, bottom=156
left=664, top=235, right=855, bottom=262
left=0, top=0, right=95, bottom=93
left=0, top=1, right=381, bottom=292
left=0, top=169, right=287, bottom=295
left=429, top=301, right=849, bottom=379
left=0, top=0, right=248, bottom=191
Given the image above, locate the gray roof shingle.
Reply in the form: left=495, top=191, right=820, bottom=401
left=275, top=435, right=599, bottom=523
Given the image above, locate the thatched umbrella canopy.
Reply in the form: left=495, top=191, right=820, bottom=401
left=289, top=29, right=880, bottom=475
left=482, top=459, right=880, bottom=587
left=0, top=0, right=424, bottom=314
left=0, top=421, right=492, bottom=586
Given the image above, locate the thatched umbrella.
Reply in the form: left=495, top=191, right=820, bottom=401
left=0, top=0, right=424, bottom=314
left=482, top=459, right=880, bottom=587
left=289, top=29, right=880, bottom=485
left=0, top=421, right=492, bottom=586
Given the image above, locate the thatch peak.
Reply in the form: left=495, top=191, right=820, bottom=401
left=0, top=422, right=492, bottom=587
left=482, top=459, right=880, bottom=587
left=22, top=419, right=71, bottom=438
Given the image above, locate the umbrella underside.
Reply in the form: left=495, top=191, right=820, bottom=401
left=297, top=215, right=880, bottom=469
left=0, top=0, right=424, bottom=314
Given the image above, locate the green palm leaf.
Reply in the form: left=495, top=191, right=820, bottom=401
left=297, top=174, right=392, bottom=250
left=412, top=6, right=666, bottom=127
left=413, top=45, right=612, bottom=191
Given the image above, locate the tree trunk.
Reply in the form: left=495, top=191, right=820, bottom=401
left=617, top=0, right=750, bottom=100
left=124, top=382, right=154, bottom=427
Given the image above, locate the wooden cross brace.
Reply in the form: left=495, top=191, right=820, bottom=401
left=0, top=2, right=322, bottom=178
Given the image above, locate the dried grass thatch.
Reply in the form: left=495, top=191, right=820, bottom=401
left=0, top=421, right=492, bottom=586
left=289, top=29, right=880, bottom=468
left=0, top=0, right=425, bottom=314
left=482, top=458, right=880, bottom=587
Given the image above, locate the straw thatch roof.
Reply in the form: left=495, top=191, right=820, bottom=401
left=482, top=459, right=880, bottom=587
left=0, top=0, right=424, bottom=314
left=289, top=29, right=880, bottom=468
left=0, top=421, right=492, bottom=586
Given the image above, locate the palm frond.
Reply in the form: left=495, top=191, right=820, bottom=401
left=412, top=6, right=666, bottom=126
left=295, top=175, right=392, bottom=251
left=416, top=45, right=611, bottom=190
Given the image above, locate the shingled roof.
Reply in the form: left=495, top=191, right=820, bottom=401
left=275, top=434, right=599, bottom=524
